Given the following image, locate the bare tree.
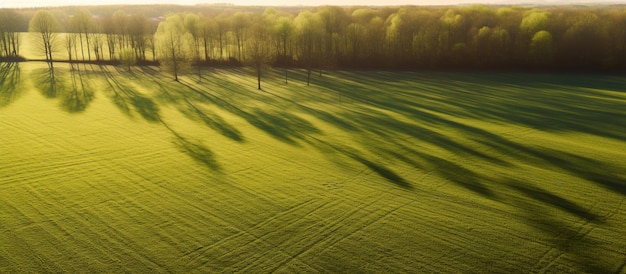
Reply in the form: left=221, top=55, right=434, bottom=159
left=64, top=33, right=77, bottom=69
left=69, top=10, right=95, bottom=61
left=0, top=10, right=23, bottom=58
left=29, top=10, right=61, bottom=66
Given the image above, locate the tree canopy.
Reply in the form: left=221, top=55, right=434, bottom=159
left=2, top=4, right=626, bottom=71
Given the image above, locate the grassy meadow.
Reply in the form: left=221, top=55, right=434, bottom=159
left=1, top=59, right=625, bottom=272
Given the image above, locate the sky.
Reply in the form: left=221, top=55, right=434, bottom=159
left=0, top=0, right=620, bottom=8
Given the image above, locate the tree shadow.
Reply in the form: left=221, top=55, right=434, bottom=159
left=32, top=67, right=67, bottom=99
left=180, top=100, right=245, bottom=142
left=0, top=62, right=22, bottom=108
left=130, top=95, right=160, bottom=122
left=331, top=71, right=626, bottom=142
left=434, top=73, right=626, bottom=141
left=525, top=148, right=626, bottom=197
left=477, top=135, right=626, bottom=197
left=350, top=154, right=413, bottom=189
left=99, top=66, right=161, bottom=123
left=510, top=191, right=615, bottom=274
left=31, top=65, right=93, bottom=113
left=419, top=152, right=495, bottom=198
left=506, top=180, right=602, bottom=223
left=338, top=107, right=510, bottom=168
left=243, top=109, right=321, bottom=146
left=152, top=78, right=245, bottom=143
left=161, top=120, right=220, bottom=172
left=61, top=66, right=95, bottom=113
left=174, top=77, right=322, bottom=146
left=308, top=139, right=414, bottom=190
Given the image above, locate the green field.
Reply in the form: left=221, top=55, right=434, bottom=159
left=1, top=61, right=625, bottom=272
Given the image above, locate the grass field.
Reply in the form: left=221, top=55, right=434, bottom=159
left=1, top=61, right=625, bottom=273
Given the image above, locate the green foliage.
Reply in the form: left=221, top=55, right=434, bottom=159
left=529, top=30, right=553, bottom=66
left=155, top=14, right=192, bottom=80
left=5, top=4, right=626, bottom=70
left=520, top=11, right=550, bottom=34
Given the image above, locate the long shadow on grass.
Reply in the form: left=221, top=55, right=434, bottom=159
left=0, top=62, right=22, bottom=108
left=32, top=66, right=67, bottom=99
left=414, top=73, right=625, bottom=141
left=186, top=71, right=414, bottom=187
left=310, top=71, right=626, bottom=195
left=525, top=148, right=626, bottom=196
left=166, top=69, right=621, bottom=272
left=506, top=179, right=602, bottom=222
left=139, top=67, right=245, bottom=143
left=302, top=135, right=413, bottom=189
left=99, top=65, right=161, bottom=122
left=61, top=65, right=95, bottom=113
left=507, top=185, right=614, bottom=273
left=326, top=71, right=626, bottom=142
left=161, top=119, right=221, bottom=172
left=100, top=66, right=220, bottom=171
left=171, top=76, right=321, bottom=146
left=475, top=134, right=626, bottom=196
left=30, top=65, right=93, bottom=113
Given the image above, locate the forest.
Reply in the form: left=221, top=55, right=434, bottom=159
left=1, top=4, right=626, bottom=74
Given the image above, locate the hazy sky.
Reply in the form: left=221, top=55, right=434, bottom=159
left=0, top=0, right=619, bottom=8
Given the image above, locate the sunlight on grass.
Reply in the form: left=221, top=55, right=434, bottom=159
left=1, top=62, right=625, bottom=272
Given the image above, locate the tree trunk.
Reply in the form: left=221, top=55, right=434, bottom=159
left=257, top=64, right=261, bottom=90
left=85, top=33, right=92, bottom=61
left=79, top=34, right=85, bottom=61
left=306, top=67, right=311, bottom=86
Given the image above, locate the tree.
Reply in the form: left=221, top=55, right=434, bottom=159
left=529, top=30, right=552, bottom=66
left=100, top=15, right=117, bottom=60
left=119, top=48, right=137, bottom=71
left=112, top=10, right=129, bottom=56
left=318, top=6, right=348, bottom=60
left=560, top=12, right=608, bottom=69
left=386, top=8, right=420, bottom=67
left=200, top=15, right=217, bottom=62
left=0, top=10, right=23, bottom=58
left=155, top=14, right=191, bottom=81
left=294, top=11, right=323, bottom=86
left=246, top=17, right=273, bottom=90
left=29, top=10, right=61, bottom=66
left=270, top=14, right=294, bottom=83
left=128, top=14, right=151, bottom=62
left=273, top=16, right=294, bottom=65
left=215, top=14, right=229, bottom=61
left=184, top=13, right=202, bottom=62
left=232, top=12, right=250, bottom=62
left=520, top=10, right=549, bottom=35
left=90, top=32, right=105, bottom=61
left=64, top=33, right=77, bottom=69
left=69, top=10, right=95, bottom=61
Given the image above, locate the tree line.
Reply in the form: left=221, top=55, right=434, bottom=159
left=2, top=5, right=626, bottom=80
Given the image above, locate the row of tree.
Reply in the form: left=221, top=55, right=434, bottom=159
left=0, top=10, right=22, bottom=59
left=3, top=5, right=626, bottom=81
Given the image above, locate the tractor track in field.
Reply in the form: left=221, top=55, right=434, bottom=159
left=3, top=65, right=626, bottom=272
left=265, top=194, right=405, bottom=273
left=183, top=199, right=341, bottom=271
